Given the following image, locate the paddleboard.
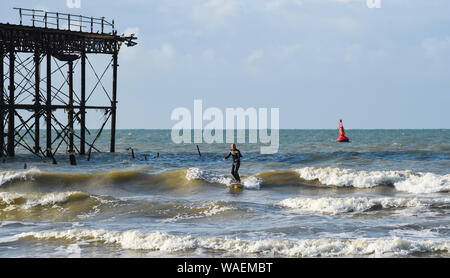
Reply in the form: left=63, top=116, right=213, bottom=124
left=230, top=182, right=243, bottom=192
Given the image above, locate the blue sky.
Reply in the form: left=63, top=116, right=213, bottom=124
left=1, top=0, right=450, bottom=129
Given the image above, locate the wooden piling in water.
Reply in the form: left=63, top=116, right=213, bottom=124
left=197, top=145, right=202, bottom=157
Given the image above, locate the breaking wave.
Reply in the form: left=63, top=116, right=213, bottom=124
left=277, top=196, right=450, bottom=215
left=1, top=167, right=448, bottom=194
left=296, top=167, right=450, bottom=194
left=0, top=191, right=92, bottom=209
left=13, top=229, right=450, bottom=257
left=0, top=168, right=42, bottom=186
left=186, top=168, right=261, bottom=189
left=0, top=191, right=115, bottom=222
left=0, top=190, right=237, bottom=222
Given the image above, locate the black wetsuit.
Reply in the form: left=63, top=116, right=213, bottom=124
left=225, top=149, right=243, bottom=182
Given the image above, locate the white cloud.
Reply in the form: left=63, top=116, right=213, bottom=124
left=265, top=1, right=282, bottom=10
left=119, top=27, right=140, bottom=61
left=245, top=49, right=264, bottom=64
left=344, top=44, right=362, bottom=62
left=120, top=41, right=227, bottom=75
left=191, top=0, right=241, bottom=30
left=334, top=0, right=353, bottom=3
left=272, top=44, right=303, bottom=62
left=421, top=37, right=450, bottom=58
left=123, top=27, right=139, bottom=37
left=148, top=43, right=176, bottom=71
left=244, top=48, right=264, bottom=75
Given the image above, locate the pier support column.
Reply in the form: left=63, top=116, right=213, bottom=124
left=7, top=45, right=15, bottom=157
left=80, top=49, right=86, bottom=155
left=34, top=49, right=40, bottom=154
left=46, top=52, right=52, bottom=157
left=0, top=47, right=4, bottom=157
left=110, top=49, right=118, bottom=153
left=68, top=60, right=74, bottom=153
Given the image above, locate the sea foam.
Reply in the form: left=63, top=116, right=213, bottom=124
left=14, top=229, right=450, bottom=257
left=0, top=191, right=91, bottom=210
left=277, top=196, right=446, bottom=215
left=296, top=167, right=450, bottom=194
left=186, top=168, right=261, bottom=189
left=0, top=168, right=41, bottom=186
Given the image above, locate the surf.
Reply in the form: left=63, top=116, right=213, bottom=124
left=276, top=196, right=450, bottom=215
left=1, top=167, right=449, bottom=194
left=10, top=228, right=450, bottom=257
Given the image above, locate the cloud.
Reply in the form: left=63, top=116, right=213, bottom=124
left=344, top=44, right=362, bottom=62
left=421, top=37, right=450, bottom=58
left=191, top=0, right=241, bottom=30
left=120, top=40, right=227, bottom=75
left=123, top=27, right=139, bottom=37
left=244, top=48, right=264, bottom=75
left=148, top=43, right=176, bottom=71
left=333, top=0, right=353, bottom=3
left=119, top=27, right=140, bottom=61
left=265, top=1, right=282, bottom=10
left=245, top=49, right=264, bottom=64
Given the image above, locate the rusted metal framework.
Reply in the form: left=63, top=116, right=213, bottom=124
left=0, top=8, right=137, bottom=158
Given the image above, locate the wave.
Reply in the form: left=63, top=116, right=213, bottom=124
left=296, top=167, right=450, bottom=194
left=13, top=229, right=450, bottom=257
left=0, top=191, right=115, bottom=222
left=277, top=196, right=450, bottom=215
left=0, top=191, right=91, bottom=208
left=186, top=168, right=261, bottom=189
left=0, top=168, right=189, bottom=191
left=0, top=190, right=237, bottom=222
left=163, top=200, right=236, bottom=222
left=0, top=168, right=42, bottom=186
left=1, top=167, right=448, bottom=194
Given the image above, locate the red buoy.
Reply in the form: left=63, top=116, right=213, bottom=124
left=337, top=119, right=350, bottom=142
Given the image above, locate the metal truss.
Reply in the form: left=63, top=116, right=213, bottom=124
left=0, top=8, right=137, bottom=159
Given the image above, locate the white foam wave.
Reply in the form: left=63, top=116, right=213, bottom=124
left=296, top=167, right=450, bottom=194
left=186, top=168, right=261, bottom=189
left=16, top=229, right=450, bottom=257
left=0, top=191, right=89, bottom=210
left=277, top=197, right=443, bottom=215
left=167, top=201, right=235, bottom=222
left=241, top=176, right=262, bottom=189
left=394, top=172, right=450, bottom=194
left=186, top=168, right=233, bottom=186
left=0, top=168, right=41, bottom=186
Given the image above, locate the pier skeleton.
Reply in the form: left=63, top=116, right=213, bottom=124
left=0, top=8, right=137, bottom=158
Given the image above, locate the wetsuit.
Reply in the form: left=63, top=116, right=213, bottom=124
left=225, top=149, right=243, bottom=182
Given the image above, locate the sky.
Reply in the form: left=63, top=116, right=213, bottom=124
left=1, top=0, right=450, bottom=129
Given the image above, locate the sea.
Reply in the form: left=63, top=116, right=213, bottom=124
left=0, top=129, right=449, bottom=258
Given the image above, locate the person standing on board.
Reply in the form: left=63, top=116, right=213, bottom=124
left=224, top=144, right=243, bottom=183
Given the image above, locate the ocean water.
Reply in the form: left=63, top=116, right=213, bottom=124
left=0, top=129, right=449, bottom=258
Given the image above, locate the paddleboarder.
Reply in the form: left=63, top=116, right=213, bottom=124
left=224, top=144, right=243, bottom=183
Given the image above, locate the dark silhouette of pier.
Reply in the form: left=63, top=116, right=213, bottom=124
left=0, top=8, right=137, bottom=159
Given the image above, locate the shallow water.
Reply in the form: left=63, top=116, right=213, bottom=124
left=0, top=130, right=449, bottom=257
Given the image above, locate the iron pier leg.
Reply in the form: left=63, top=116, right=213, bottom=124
left=7, top=45, right=15, bottom=157
left=0, top=46, right=4, bottom=157
left=80, top=50, right=86, bottom=155
left=46, top=53, right=52, bottom=157
left=68, top=60, right=74, bottom=154
left=110, top=50, right=118, bottom=153
left=34, top=49, right=40, bottom=154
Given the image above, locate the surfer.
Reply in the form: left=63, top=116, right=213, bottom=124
left=224, top=144, right=243, bottom=183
